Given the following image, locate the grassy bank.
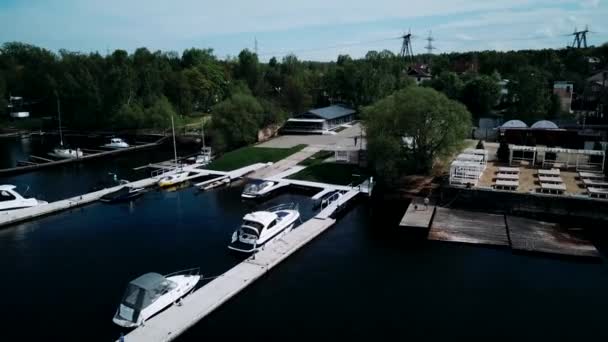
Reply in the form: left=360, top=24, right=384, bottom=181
left=288, top=162, right=367, bottom=185
left=207, top=144, right=306, bottom=171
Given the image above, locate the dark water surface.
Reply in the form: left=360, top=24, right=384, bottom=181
left=1, top=140, right=608, bottom=341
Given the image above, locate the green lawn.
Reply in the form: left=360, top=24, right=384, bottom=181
left=207, top=144, right=306, bottom=171
left=297, top=150, right=334, bottom=166
left=288, top=162, right=367, bottom=185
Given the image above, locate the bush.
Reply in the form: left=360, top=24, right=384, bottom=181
left=476, top=139, right=485, bottom=150
left=497, top=141, right=510, bottom=163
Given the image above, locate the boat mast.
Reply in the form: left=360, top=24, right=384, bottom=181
left=201, top=121, right=206, bottom=149
left=56, top=93, right=64, bottom=147
left=171, top=116, right=179, bottom=170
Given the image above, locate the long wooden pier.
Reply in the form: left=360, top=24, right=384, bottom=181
left=120, top=186, right=363, bottom=342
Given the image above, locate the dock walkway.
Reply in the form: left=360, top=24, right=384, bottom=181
left=121, top=175, right=369, bottom=342
left=0, top=163, right=268, bottom=229
left=121, top=188, right=361, bottom=342
left=399, top=198, right=435, bottom=230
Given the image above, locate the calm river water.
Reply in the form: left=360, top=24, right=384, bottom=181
left=1, top=138, right=608, bottom=341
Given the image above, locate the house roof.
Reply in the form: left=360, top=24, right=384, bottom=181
left=501, top=120, right=528, bottom=129
left=303, top=105, right=356, bottom=120
left=531, top=120, right=559, bottom=129
left=588, top=69, right=608, bottom=84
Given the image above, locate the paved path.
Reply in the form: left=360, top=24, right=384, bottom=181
left=248, top=146, right=320, bottom=179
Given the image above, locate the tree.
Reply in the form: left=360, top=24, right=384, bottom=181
left=210, top=92, right=263, bottom=151
left=497, top=141, right=510, bottom=163
left=236, top=49, right=260, bottom=93
left=143, top=96, right=177, bottom=129
left=426, top=71, right=463, bottom=100
left=507, top=66, right=550, bottom=122
left=364, top=87, right=472, bottom=181
left=461, top=75, right=500, bottom=119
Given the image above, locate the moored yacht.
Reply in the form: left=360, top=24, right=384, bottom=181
left=0, top=185, right=48, bottom=212
left=229, top=203, right=300, bottom=253
left=113, top=268, right=201, bottom=328
left=241, top=180, right=279, bottom=199
left=49, top=147, right=83, bottom=159
left=102, top=137, right=129, bottom=149
left=157, top=170, right=190, bottom=188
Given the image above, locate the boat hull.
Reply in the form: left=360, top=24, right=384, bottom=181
left=113, top=274, right=200, bottom=328
left=228, top=210, right=299, bottom=253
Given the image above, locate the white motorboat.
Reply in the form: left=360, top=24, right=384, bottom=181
left=241, top=180, right=279, bottom=199
left=49, top=147, right=83, bottom=159
left=0, top=185, right=47, bottom=212
left=102, top=138, right=129, bottom=149
left=157, top=170, right=190, bottom=188
left=113, top=268, right=201, bottom=328
left=229, top=203, right=300, bottom=253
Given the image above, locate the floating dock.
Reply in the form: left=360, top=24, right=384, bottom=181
left=506, top=216, right=599, bottom=258
left=399, top=198, right=435, bottom=231
left=121, top=187, right=363, bottom=342
left=0, top=163, right=268, bottom=229
left=0, top=137, right=168, bottom=176
left=429, top=207, right=510, bottom=246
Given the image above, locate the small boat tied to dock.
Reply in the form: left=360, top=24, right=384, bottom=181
left=113, top=268, right=201, bottom=328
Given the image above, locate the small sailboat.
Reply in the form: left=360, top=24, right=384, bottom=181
left=157, top=116, right=190, bottom=188
left=48, top=94, right=83, bottom=159
left=188, top=122, right=213, bottom=166
left=113, top=268, right=201, bottom=328
left=0, top=185, right=47, bottom=212
left=102, top=138, right=129, bottom=149
left=229, top=203, right=300, bottom=253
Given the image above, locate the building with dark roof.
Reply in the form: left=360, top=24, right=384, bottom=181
left=281, top=104, right=356, bottom=134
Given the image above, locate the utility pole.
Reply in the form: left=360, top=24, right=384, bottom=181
left=570, top=26, right=590, bottom=49
left=425, top=31, right=436, bottom=65
left=254, top=37, right=258, bottom=55
left=400, top=30, right=414, bottom=64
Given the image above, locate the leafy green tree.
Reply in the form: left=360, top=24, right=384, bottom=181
left=425, top=71, right=463, bottom=100
left=461, top=75, right=500, bottom=119
left=143, top=96, right=177, bottom=129
left=364, top=87, right=472, bottom=180
left=111, top=102, right=144, bottom=129
left=507, top=66, right=550, bottom=122
left=236, top=49, right=260, bottom=93
left=210, top=92, right=263, bottom=150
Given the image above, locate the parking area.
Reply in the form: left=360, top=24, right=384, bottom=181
left=257, top=123, right=366, bottom=151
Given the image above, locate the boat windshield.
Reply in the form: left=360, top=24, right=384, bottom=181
left=120, top=274, right=177, bottom=311
left=0, top=191, right=16, bottom=202
left=241, top=220, right=263, bottom=234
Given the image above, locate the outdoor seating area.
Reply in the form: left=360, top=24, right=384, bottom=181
left=537, top=168, right=566, bottom=194
left=578, top=171, right=608, bottom=199
left=507, top=145, right=606, bottom=172
left=494, top=167, right=519, bottom=191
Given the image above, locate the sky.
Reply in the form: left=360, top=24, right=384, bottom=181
left=0, top=0, right=606, bottom=61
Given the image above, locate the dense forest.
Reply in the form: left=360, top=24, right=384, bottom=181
left=1, top=41, right=607, bottom=150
